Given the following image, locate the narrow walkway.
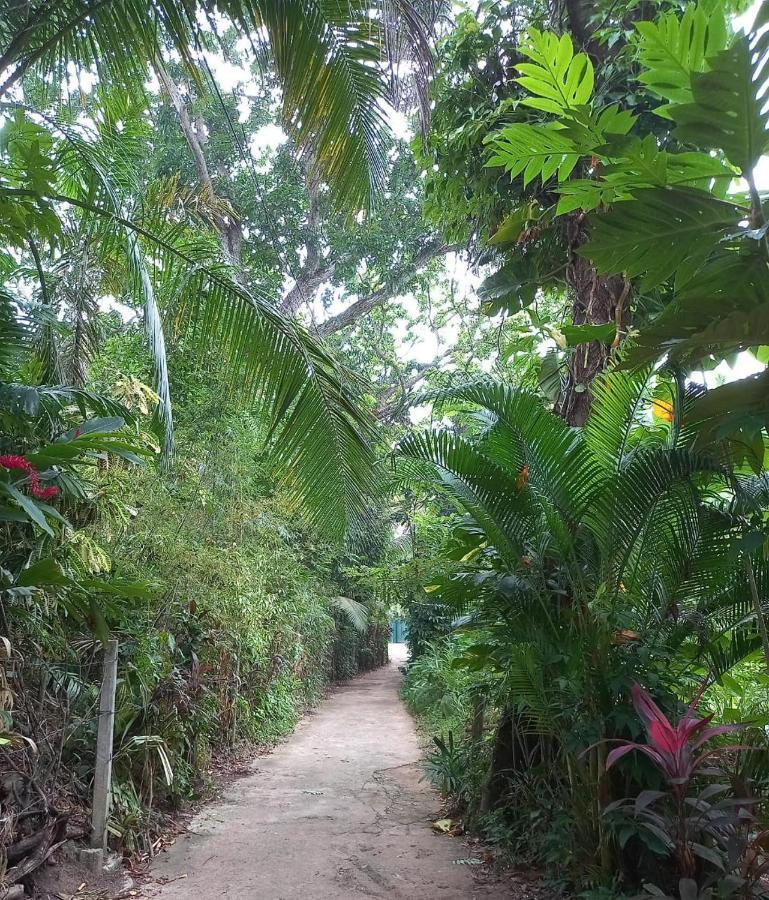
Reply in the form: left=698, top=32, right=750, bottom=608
left=148, top=645, right=507, bottom=899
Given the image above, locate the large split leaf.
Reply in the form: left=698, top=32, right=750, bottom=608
left=672, top=36, right=769, bottom=174
left=515, top=28, right=594, bottom=115
left=688, top=371, right=769, bottom=456
left=555, top=138, right=734, bottom=214
left=627, top=250, right=769, bottom=367
left=634, top=2, right=729, bottom=112
left=560, top=322, right=616, bottom=346
left=579, top=187, right=741, bottom=289
left=487, top=28, right=634, bottom=190
left=486, top=123, right=584, bottom=188
left=478, top=255, right=540, bottom=316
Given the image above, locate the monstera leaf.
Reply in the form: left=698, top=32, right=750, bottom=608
left=486, top=28, right=606, bottom=188
left=555, top=137, right=734, bottom=214
left=634, top=2, right=729, bottom=111
left=688, top=371, right=769, bottom=469
left=515, top=28, right=595, bottom=115
left=478, top=255, right=540, bottom=316
left=487, top=123, right=584, bottom=188
left=579, top=187, right=741, bottom=290
left=672, top=36, right=769, bottom=174
left=560, top=322, right=616, bottom=346
left=626, top=250, right=769, bottom=367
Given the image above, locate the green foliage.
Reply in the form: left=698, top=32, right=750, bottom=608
left=416, top=5, right=533, bottom=245
left=423, top=732, right=468, bottom=798
left=477, top=0, right=769, bottom=452
left=394, top=364, right=769, bottom=889
left=580, top=188, right=741, bottom=290
left=516, top=29, right=595, bottom=114
left=403, top=637, right=474, bottom=735
left=5, top=2, right=769, bottom=895
left=403, top=599, right=455, bottom=661
left=672, top=35, right=769, bottom=174
left=0, top=0, right=420, bottom=212
left=2, top=332, right=390, bottom=851
left=633, top=2, right=729, bottom=110
left=485, top=29, right=637, bottom=190
left=0, top=100, right=380, bottom=539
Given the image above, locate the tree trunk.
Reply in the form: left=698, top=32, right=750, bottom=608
left=555, top=213, right=629, bottom=426
left=480, top=710, right=514, bottom=813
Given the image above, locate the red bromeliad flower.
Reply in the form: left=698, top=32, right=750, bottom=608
left=0, top=454, right=58, bottom=501
left=606, top=682, right=742, bottom=786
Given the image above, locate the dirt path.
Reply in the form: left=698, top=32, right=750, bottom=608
left=147, top=644, right=509, bottom=899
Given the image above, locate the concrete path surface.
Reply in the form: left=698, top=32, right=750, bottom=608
left=147, top=644, right=508, bottom=899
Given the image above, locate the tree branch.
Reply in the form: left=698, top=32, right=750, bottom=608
left=155, top=58, right=213, bottom=194
left=375, top=356, right=447, bottom=421
left=154, top=58, right=243, bottom=269
left=280, top=256, right=339, bottom=316
left=316, top=242, right=459, bottom=337
left=279, top=152, right=333, bottom=315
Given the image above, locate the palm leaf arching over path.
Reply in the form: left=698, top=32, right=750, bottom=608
left=0, top=0, right=438, bottom=537
left=0, top=0, right=433, bottom=213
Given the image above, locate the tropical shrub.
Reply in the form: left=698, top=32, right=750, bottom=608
left=0, top=321, right=390, bottom=867
left=85, top=339, right=388, bottom=824
left=394, top=366, right=769, bottom=887
left=605, top=684, right=769, bottom=898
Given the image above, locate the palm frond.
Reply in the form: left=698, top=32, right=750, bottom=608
left=585, top=365, right=654, bottom=472
left=0, top=0, right=432, bottom=212
left=0, top=383, right=136, bottom=426
left=671, top=508, right=743, bottom=622
left=2, top=106, right=378, bottom=539
left=425, top=380, right=594, bottom=521
left=588, top=448, right=723, bottom=593
left=504, top=642, right=563, bottom=735
left=330, top=595, right=369, bottom=632
left=706, top=629, right=764, bottom=680
left=49, top=236, right=104, bottom=387
left=0, top=0, right=197, bottom=100
left=395, top=429, right=529, bottom=561
left=0, top=285, right=33, bottom=377
left=238, top=0, right=390, bottom=211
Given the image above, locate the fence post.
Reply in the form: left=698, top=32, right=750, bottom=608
left=91, top=639, right=118, bottom=853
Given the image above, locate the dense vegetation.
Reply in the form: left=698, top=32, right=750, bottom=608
left=2, top=0, right=769, bottom=897
left=398, top=1, right=769, bottom=895
left=0, top=0, right=406, bottom=884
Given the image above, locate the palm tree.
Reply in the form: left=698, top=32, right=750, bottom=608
left=394, top=367, right=769, bottom=875
left=0, top=0, right=432, bottom=538
left=0, top=0, right=432, bottom=211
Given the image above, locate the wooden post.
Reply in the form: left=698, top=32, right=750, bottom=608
left=91, top=639, right=118, bottom=852
left=230, top=653, right=240, bottom=748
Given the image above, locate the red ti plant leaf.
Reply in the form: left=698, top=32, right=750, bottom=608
left=606, top=683, right=748, bottom=881
left=607, top=682, right=744, bottom=786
